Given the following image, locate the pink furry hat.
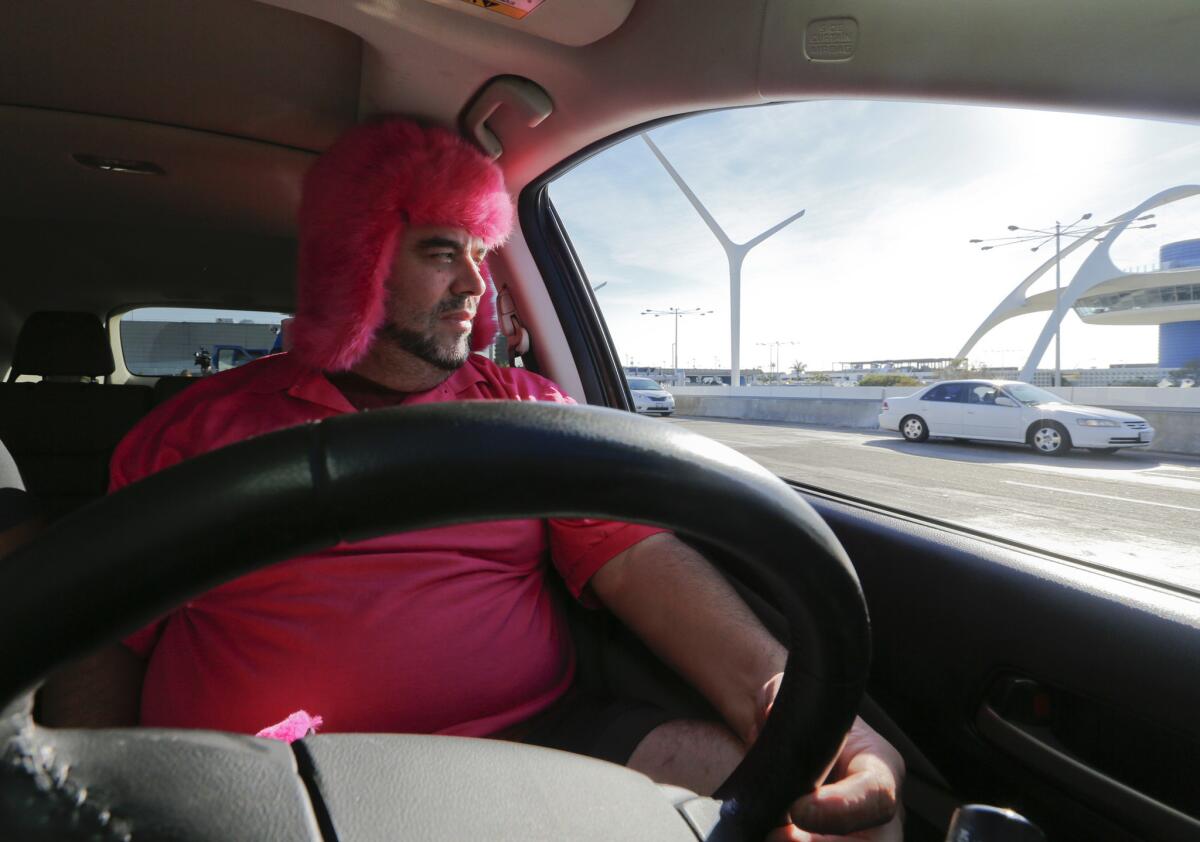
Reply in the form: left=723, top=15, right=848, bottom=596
left=292, top=118, right=514, bottom=371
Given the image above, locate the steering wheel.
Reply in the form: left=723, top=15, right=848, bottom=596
left=0, top=402, right=870, bottom=841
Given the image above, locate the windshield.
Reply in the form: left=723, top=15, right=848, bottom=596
left=628, top=378, right=663, bottom=391
left=1004, top=384, right=1068, bottom=406
left=549, top=99, right=1200, bottom=594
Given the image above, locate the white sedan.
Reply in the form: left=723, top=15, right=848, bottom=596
left=878, top=380, right=1155, bottom=456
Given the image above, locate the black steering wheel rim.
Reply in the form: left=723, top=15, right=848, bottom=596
left=1, top=402, right=870, bottom=840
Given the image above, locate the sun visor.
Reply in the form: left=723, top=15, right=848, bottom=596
left=422, top=0, right=636, bottom=46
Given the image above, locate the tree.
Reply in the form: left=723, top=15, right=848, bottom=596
left=940, top=359, right=991, bottom=380
left=858, top=373, right=921, bottom=387
left=791, top=360, right=807, bottom=377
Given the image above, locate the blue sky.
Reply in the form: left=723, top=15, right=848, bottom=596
left=549, top=100, right=1200, bottom=372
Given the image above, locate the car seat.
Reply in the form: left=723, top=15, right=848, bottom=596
left=0, top=312, right=152, bottom=517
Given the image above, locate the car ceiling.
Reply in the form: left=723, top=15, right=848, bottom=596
left=1, top=0, right=1198, bottom=346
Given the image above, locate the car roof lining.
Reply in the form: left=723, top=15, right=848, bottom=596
left=0, top=107, right=314, bottom=236
left=0, top=0, right=361, bottom=151
left=10, top=0, right=1199, bottom=233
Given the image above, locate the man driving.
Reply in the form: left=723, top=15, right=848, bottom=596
left=42, top=118, right=903, bottom=842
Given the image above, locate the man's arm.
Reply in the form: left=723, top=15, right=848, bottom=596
left=38, top=644, right=146, bottom=728
left=588, top=532, right=785, bottom=744
left=588, top=532, right=903, bottom=838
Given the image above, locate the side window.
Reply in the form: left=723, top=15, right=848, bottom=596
left=968, top=385, right=1000, bottom=405
left=923, top=384, right=964, bottom=402
left=117, top=307, right=289, bottom=377
left=547, top=99, right=1200, bottom=593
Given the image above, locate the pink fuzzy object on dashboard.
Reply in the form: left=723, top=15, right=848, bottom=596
left=255, top=710, right=324, bottom=743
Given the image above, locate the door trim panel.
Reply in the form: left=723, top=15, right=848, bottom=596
left=797, top=486, right=1200, bottom=839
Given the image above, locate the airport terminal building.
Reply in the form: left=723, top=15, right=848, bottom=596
left=1159, top=238, right=1200, bottom=366
left=1074, top=237, right=1200, bottom=368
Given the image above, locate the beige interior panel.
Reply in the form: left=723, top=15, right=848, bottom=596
left=0, top=106, right=314, bottom=236
left=0, top=0, right=361, bottom=150
left=758, top=0, right=1200, bottom=123
left=0, top=221, right=296, bottom=316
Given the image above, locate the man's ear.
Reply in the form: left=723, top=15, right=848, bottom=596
left=497, top=285, right=531, bottom=357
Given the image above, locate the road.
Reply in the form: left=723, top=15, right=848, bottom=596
left=668, top=416, right=1200, bottom=594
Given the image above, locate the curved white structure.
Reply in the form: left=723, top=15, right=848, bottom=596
left=641, top=133, right=805, bottom=387
left=956, top=185, right=1200, bottom=382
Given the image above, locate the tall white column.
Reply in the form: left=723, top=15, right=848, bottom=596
left=642, top=134, right=805, bottom=387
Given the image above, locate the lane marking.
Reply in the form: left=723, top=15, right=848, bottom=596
left=1004, top=480, right=1200, bottom=513
left=1008, top=463, right=1200, bottom=492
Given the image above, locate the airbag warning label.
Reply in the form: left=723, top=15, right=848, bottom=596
left=459, top=0, right=544, bottom=19
left=805, top=18, right=858, bottom=62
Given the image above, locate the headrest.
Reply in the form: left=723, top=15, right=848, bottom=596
left=0, top=435, right=24, bottom=491
left=9, top=312, right=115, bottom=379
left=0, top=437, right=39, bottom=533
left=152, top=375, right=200, bottom=406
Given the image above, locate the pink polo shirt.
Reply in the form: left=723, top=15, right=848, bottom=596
left=110, top=352, right=665, bottom=737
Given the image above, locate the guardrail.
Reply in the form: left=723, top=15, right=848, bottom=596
left=669, top=385, right=1200, bottom=457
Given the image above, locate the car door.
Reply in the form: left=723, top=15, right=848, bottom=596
left=917, top=383, right=966, bottom=436
left=962, top=382, right=1024, bottom=440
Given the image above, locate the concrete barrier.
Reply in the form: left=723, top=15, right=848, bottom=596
left=1122, top=408, right=1200, bottom=455
left=673, top=394, right=883, bottom=429
left=670, top=386, right=1200, bottom=457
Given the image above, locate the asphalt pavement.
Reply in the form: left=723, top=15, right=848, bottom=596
left=668, top=416, right=1200, bottom=595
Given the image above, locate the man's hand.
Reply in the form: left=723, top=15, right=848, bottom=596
left=754, top=675, right=904, bottom=841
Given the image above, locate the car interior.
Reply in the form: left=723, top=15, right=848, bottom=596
left=2, top=1, right=1199, bottom=840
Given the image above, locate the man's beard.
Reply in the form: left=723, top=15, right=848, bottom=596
left=376, top=299, right=474, bottom=371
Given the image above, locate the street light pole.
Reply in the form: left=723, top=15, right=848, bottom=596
left=641, top=307, right=712, bottom=379
left=1055, top=220, right=1062, bottom=386
left=756, top=340, right=799, bottom=382
left=674, top=312, right=679, bottom=371
left=756, top=342, right=776, bottom=381
left=970, top=212, right=1156, bottom=385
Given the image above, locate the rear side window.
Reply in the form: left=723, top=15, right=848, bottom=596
left=922, top=384, right=966, bottom=402
left=118, top=307, right=289, bottom=377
